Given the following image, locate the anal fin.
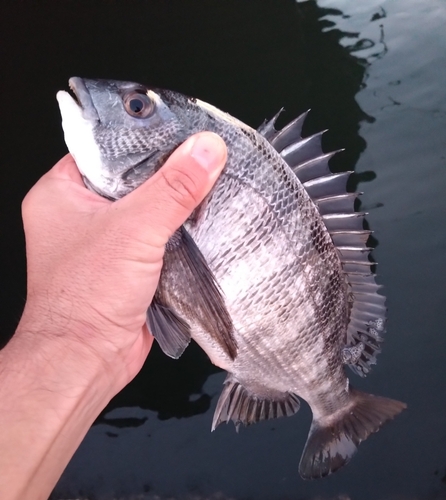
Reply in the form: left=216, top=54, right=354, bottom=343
left=212, top=374, right=300, bottom=431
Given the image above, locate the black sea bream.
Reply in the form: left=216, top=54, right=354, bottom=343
left=57, top=77, right=406, bottom=478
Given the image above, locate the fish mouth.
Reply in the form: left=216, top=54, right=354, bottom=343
left=65, top=77, right=99, bottom=122
left=68, top=78, right=82, bottom=107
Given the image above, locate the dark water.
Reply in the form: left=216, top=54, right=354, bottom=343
left=1, top=0, right=446, bottom=499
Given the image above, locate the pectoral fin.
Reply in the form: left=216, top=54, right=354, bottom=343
left=149, top=226, right=237, bottom=360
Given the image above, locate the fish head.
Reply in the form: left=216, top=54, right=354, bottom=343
left=57, top=77, right=188, bottom=199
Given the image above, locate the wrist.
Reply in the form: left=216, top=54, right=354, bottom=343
left=16, top=298, right=137, bottom=393
left=13, top=305, right=123, bottom=397
left=0, top=319, right=117, bottom=500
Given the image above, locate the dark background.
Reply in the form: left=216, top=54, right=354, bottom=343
left=1, top=1, right=446, bottom=499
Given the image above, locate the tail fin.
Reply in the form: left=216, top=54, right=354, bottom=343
left=299, top=388, right=406, bottom=479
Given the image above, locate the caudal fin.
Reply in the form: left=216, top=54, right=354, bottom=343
left=299, top=388, right=406, bottom=479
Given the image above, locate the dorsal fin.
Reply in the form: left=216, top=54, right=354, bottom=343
left=258, top=111, right=385, bottom=377
left=257, top=108, right=284, bottom=140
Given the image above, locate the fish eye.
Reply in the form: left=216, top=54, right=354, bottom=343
left=123, top=91, right=154, bottom=118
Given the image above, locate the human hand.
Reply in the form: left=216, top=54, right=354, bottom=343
left=19, top=132, right=227, bottom=393
left=0, top=132, right=226, bottom=500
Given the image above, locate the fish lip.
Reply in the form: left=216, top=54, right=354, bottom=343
left=68, top=77, right=99, bottom=122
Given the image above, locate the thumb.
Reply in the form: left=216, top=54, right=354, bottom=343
left=118, top=132, right=227, bottom=246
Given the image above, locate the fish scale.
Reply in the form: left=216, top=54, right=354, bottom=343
left=57, top=77, right=406, bottom=479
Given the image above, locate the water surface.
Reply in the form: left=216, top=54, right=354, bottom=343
left=1, top=1, right=446, bottom=499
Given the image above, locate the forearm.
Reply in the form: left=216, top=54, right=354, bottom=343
left=0, top=316, right=117, bottom=500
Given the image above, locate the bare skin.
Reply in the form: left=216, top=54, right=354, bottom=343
left=0, top=132, right=227, bottom=500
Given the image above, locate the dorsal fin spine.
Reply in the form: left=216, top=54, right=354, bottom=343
left=258, top=110, right=386, bottom=377
left=281, top=129, right=327, bottom=157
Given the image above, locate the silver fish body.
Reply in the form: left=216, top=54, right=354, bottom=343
left=57, top=78, right=405, bottom=478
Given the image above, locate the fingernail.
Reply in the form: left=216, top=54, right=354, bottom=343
left=189, top=133, right=227, bottom=174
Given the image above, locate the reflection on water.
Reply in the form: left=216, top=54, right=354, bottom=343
left=51, top=493, right=354, bottom=500
left=96, top=342, right=220, bottom=426
left=50, top=489, right=446, bottom=500
left=295, top=1, right=383, bottom=200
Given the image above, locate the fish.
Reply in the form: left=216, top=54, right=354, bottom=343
left=57, top=77, right=406, bottom=479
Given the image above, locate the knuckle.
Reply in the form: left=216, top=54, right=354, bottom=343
left=159, top=167, right=203, bottom=209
